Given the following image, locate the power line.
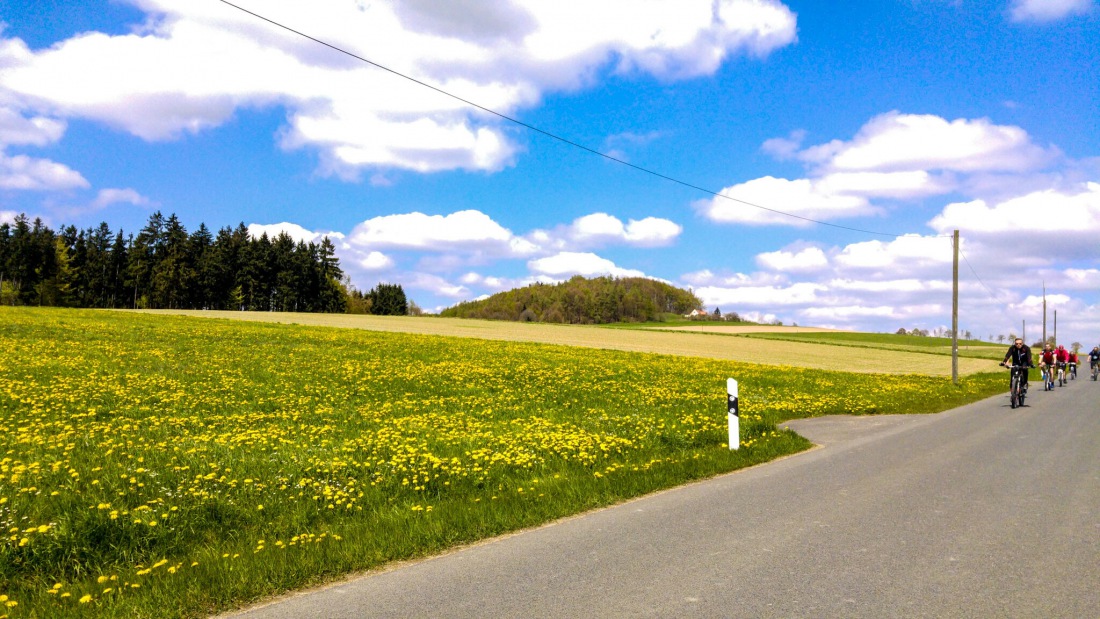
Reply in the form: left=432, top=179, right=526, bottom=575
left=958, top=241, right=1002, bottom=302
left=216, top=0, right=919, bottom=239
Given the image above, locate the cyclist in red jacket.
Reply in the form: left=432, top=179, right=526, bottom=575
left=1039, top=344, right=1056, bottom=387
left=1055, top=345, right=1070, bottom=385
left=1067, top=349, right=1079, bottom=378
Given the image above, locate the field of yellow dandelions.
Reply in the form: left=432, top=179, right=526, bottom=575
left=0, top=307, right=1002, bottom=618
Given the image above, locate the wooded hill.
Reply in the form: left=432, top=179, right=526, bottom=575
left=440, top=275, right=702, bottom=324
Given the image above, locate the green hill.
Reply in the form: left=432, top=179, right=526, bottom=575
left=440, top=275, right=703, bottom=324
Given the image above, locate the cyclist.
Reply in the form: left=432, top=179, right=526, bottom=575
left=1056, top=345, right=1070, bottom=385
left=1089, top=346, right=1100, bottom=380
left=1039, top=344, right=1056, bottom=388
left=1067, top=349, right=1078, bottom=379
left=1001, top=338, right=1034, bottom=393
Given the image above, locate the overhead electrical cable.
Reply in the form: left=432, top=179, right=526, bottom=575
left=958, top=243, right=1003, bottom=303
left=216, top=0, right=935, bottom=239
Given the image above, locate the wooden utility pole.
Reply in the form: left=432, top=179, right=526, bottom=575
left=952, top=229, right=959, bottom=385
left=1054, top=310, right=1058, bottom=346
left=1042, top=283, right=1047, bottom=344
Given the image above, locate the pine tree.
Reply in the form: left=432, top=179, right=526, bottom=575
left=368, top=283, right=407, bottom=316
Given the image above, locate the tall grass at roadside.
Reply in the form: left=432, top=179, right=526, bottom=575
left=0, top=307, right=1003, bottom=618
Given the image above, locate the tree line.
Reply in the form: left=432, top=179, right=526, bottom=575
left=0, top=212, right=347, bottom=312
left=440, top=275, right=703, bottom=324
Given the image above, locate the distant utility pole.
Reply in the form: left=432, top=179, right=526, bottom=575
left=952, top=229, right=959, bottom=385
left=1054, top=310, right=1058, bottom=345
left=1043, top=283, right=1047, bottom=344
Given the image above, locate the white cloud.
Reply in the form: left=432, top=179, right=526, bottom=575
left=0, top=107, right=66, bottom=147
left=349, top=210, right=516, bottom=251
left=930, top=182, right=1100, bottom=235
left=756, top=246, right=828, bottom=272
left=760, top=129, right=806, bottom=160
left=834, top=234, right=954, bottom=271
left=825, top=278, right=952, bottom=293
left=0, top=0, right=797, bottom=175
left=800, top=112, right=1056, bottom=174
left=681, top=269, right=786, bottom=287
left=528, top=251, right=645, bottom=278
left=567, top=213, right=681, bottom=247
left=0, top=210, right=16, bottom=224
left=247, top=222, right=341, bottom=244
left=814, top=170, right=955, bottom=199
left=0, top=151, right=88, bottom=191
left=694, top=282, right=824, bottom=306
left=799, top=305, right=896, bottom=319
left=1009, top=0, right=1095, bottom=22
left=928, top=182, right=1100, bottom=260
left=697, top=176, right=876, bottom=226
left=1061, top=269, right=1100, bottom=290
left=403, top=272, right=470, bottom=298
left=356, top=251, right=395, bottom=271
left=91, top=187, right=152, bottom=209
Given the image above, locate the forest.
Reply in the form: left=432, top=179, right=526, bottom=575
left=440, top=275, right=703, bottom=324
left=0, top=212, right=347, bottom=312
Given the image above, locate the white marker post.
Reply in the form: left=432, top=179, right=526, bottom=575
left=727, top=378, right=739, bottom=450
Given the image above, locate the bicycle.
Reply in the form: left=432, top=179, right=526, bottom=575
left=1069, top=362, right=1076, bottom=380
left=1000, top=363, right=1028, bottom=408
left=1057, top=362, right=1066, bottom=387
left=1042, top=365, right=1054, bottom=391
left=1092, top=362, right=1099, bottom=381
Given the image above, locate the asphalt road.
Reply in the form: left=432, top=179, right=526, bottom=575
left=222, top=378, right=1100, bottom=618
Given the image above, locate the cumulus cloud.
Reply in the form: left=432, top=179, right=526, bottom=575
left=833, top=234, right=954, bottom=273
left=0, top=0, right=797, bottom=176
left=0, top=107, right=66, bottom=147
left=565, top=213, right=681, bottom=247
left=0, top=210, right=16, bottom=224
left=349, top=210, right=519, bottom=252
left=91, top=187, right=152, bottom=209
left=760, top=129, right=806, bottom=160
left=697, top=176, right=876, bottom=226
left=247, top=221, right=343, bottom=244
left=0, top=151, right=88, bottom=191
left=814, top=170, right=955, bottom=199
left=402, top=272, right=470, bottom=298
left=528, top=251, right=645, bottom=278
left=694, top=282, right=825, bottom=306
left=355, top=251, right=396, bottom=271
left=720, top=112, right=1063, bottom=230
left=755, top=246, right=828, bottom=272
left=799, top=305, right=896, bottom=319
left=1009, top=0, right=1095, bottom=22
left=798, top=112, right=1057, bottom=174
left=928, top=182, right=1100, bottom=259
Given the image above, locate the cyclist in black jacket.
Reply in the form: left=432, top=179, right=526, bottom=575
left=1001, top=338, right=1034, bottom=392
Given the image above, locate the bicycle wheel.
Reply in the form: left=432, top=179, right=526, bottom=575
left=1010, top=388, right=1018, bottom=408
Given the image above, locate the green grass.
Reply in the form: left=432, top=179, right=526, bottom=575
left=736, top=331, right=1005, bottom=359
left=0, top=307, right=1004, bottom=618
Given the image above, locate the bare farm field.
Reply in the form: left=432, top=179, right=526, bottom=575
left=136, top=310, right=998, bottom=376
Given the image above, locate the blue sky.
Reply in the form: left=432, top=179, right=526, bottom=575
left=1, top=0, right=1098, bottom=346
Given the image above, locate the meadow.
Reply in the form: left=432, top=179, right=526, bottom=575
left=0, top=307, right=1004, bottom=618
left=137, top=310, right=1001, bottom=376
left=728, top=330, right=1005, bottom=360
